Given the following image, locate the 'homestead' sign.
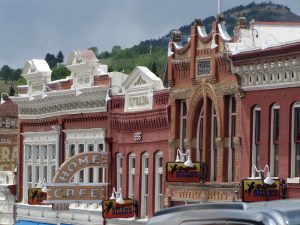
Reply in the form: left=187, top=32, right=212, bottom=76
left=44, top=152, right=109, bottom=206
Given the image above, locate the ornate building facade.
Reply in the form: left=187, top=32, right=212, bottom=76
left=109, top=66, right=169, bottom=218
left=230, top=21, right=300, bottom=198
left=0, top=100, right=18, bottom=225
left=165, top=18, right=241, bottom=206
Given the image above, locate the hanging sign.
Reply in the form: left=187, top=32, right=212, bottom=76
left=28, top=188, right=47, bottom=205
left=102, top=199, right=134, bottom=219
left=166, top=162, right=203, bottom=183
left=242, top=179, right=281, bottom=202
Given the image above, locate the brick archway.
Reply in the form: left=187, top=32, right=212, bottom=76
left=187, top=82, right=222, bottom=140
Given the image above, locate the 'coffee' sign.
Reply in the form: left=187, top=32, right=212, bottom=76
left=102, top=199, right=134, bottom=219
left=166, top=162, right=202, bottom=183
left=242, top=179, right=281, bottom=202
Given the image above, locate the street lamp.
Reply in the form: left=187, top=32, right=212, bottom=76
left=251, top=165, right=274, bottom=185
left=110, top=187, right=125, bottom=204
left=211, top=33, right=220, bottom=49
left=175, top=149, right=194, bottom=167
left=0, top=93, right=9, bottom=105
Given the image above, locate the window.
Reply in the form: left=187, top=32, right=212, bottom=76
left=180, top=100, right=187, bottom=150
left=270, top=104, right=280, bottom=177
left=128, top=153, right=136, bottom=199
left=196, top=106, right=204, bottom=161
left=211, top=106, right=218, bottom=181
left=197, top=60, right=211, bottom=75
left=69, top=144, right=75, bottom=157
left=292, top=103, right=300, bottom=177
left=116, top=153, right=123, bottom=191
left=141, top=153, right=149, bottom=218
left=252, top=106, right=261, bottom=170
left=155, top=151, right=163, bottom=212
left=228, top=96, right=236, bottom=182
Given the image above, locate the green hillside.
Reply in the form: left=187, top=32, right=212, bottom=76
left=97, top=1, right=300, bottom=77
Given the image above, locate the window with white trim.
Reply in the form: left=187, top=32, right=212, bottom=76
left=228, top=96, right=236, bottom=182
left=116, top=153, right=123, bottom=191
left=252, top=106, right=261, bottom=170
left=291, top=102, right=300, bottom=177
left=64, top=128, right=106, bottom=209
left=179, top=100, right=187, bottom=150
left=24, top=142, right=57, bottom=203
left=155, top=151, right=163, bottom=212
left=211, top=106, right=218, bottom=181
left=270, top=104, right=280, bottom=177
left=128, top=153, right=136, bottom=199
left=196, top=106, right=204, bottom=161
left=141, top=152, right=149, bottom=218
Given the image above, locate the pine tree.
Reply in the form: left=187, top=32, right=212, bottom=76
left=56, top=51, right=64, bottom=65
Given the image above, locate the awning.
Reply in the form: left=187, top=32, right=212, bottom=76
left=15, top=221, right=56, bottom=225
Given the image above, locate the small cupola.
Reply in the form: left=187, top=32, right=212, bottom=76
left=21, top=59, right=52, bottom=97
left=66, top=50, right=108, bottom=90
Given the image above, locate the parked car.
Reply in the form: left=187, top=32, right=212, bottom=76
left=146, top=200, right=300, bottom=225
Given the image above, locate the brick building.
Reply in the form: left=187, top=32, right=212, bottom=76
left=229, top=21, right=300, bottom=198
left=109, top=66, right=169, bottom=218
left=0, top=98, right=18, bottom=225
left=165, top=18, right=241, bottom=206
left=12, top=50, right=115, bottom=225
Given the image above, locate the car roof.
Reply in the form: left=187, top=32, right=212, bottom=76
left=147, top=200, right=300, bottom=225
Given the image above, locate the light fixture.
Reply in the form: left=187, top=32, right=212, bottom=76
left=75, top=89, right=82, bottom=96
left=175, top=149, right=194, bottom=167
left=0, top=93, right=9, bottom=105
left=250, top=164, right=274, bottom=185
left=110, top=187, right=125, bottom=204
left=36, top=179, right=43, bottom=188
left=28, top=93, right=34, bottom=101
left=105, top=88, right=112, bottom=102
left=184, top=149, right=193, bottom=167
left=41, top=178, right=47, bottom=192
left=175, top=149, right=182, bottom=162
left=211, top=33, right=220, bottom=49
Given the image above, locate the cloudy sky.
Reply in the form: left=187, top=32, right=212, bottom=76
left=0, top=0, right=299, bottom=68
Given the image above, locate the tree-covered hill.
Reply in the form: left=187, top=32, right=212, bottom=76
left=1, top=1, right=300, bottom=94
left=97, top=1, right=300, bottom=77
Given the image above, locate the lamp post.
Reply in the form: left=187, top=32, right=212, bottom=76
left=175, top=149, right=194, bottom=167
left=0, top=92, right=9, bottom=105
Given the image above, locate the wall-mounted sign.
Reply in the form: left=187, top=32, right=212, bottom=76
left=242, top=179, right=281, bottom=202
left=102, top=199, right=134, bottom=219
left=45, top=183, right=107, bottom=203
left=28, top=188, right=47, bottom=205
left=166, top=162, right=204, bottom=183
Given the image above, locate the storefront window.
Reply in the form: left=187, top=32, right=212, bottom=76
left=155, top=151, right=163, bottom=212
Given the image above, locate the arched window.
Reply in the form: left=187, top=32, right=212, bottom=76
left=141, top=152, right=149, bottom=218
left=291, top=102, right=300, bottom=177
left=116, top=153, right=123, bottom=191
left=252, top=105, right=261, bottom=170
left=196, top=106, right=204, bottom=161
left=228, top=95, right=236, bottom=182
left=180, top=100, right=187, bottom=150
left=210, top=105, right=218, bottom=181
left=128, top=153, right=136, bottom=199
left=155, top=151, right=163, bottom=212
left=270, top=103, right=280, bottom=177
